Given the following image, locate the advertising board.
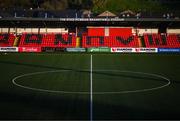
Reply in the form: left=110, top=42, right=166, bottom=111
left=0, top=47, right=18, bottom=52
left=134, top=48, right=158, bottom=53
left=87, top=47, right=111, bottom=52
left=66, top=48, right=86, bottom=52
left=111, top=48, right=133, bottom=53
left=158, top=48, right=180, bottom=53
left=18, top=47, right=41, bottom=52
left=111, top=48, right=158, bottom=53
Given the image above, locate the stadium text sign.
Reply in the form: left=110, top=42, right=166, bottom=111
left=18, top=47, right=41, bottom=52
left=111, top=48, right=158, bottom=53
left=0, top=47, right=18, bottom=52
left=66, top=48, right=86, bottom=52
left=158, top=48, right=180, bottom=53
left=87, top=47, right=111, bottom=52
left=111, top=48, right=133, bottom=53
left=134, top=48, right=158, bottom=53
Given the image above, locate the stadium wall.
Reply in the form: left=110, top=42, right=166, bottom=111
left=167, top=29, right=180, bottom=34
left=0, top=28, right=9, bottom=33
left=1, top=27, right=179, bottom=35
left=132, top=28, right=159, bottom=35
left=131, top=28, right=180, bottom=35
left=0, top=28, right=68, bottom=34
left=87, top=27, right=159, bottom=36
left=87, top=27, right=133, bottom=36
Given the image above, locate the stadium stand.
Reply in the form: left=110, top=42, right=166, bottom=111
left=166, top=34, right=180, bottom=48
left=144, top=34, right=180, bottom=48
left=0, top=27, right=180, bottom=48
left=82, top=27, right=141, bottom=47
left=0, top=32, right=179, bottom=48
left=82, top=35, right=139, bottom=48
left=18, top=33, right=76, bottom=47
left=0, top=33, right=15, bottom=47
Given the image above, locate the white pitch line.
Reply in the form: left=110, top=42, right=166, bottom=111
left=12, top=70, right=171, bottom=94
left=90, top=54, right=93, bottom=121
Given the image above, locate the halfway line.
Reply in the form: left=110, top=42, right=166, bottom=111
left=90, top=54, right=93, bottom=121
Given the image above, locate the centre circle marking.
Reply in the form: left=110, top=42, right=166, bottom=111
left=12, top=70, right=171, bottom=94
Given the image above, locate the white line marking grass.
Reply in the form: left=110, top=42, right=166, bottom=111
left=12, top=70, right=171, bottom=94
left=90, top=55, right=93, bottom=121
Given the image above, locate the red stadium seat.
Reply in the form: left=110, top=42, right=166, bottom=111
left=19, top=33, right=76, bottom=48
left=0, top=33, right=15, bottom=47
left=143, top=34, right=180, bottom=48
left=166, top=34, right=180, bottom=48
left=3, top=33, right=179, bottom=48
left=82, top=35, right=139, bottom=48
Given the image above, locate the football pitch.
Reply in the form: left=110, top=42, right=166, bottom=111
left=0, top=53, right=180, bottom=120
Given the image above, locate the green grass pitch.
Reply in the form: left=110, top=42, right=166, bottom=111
left=0, top=53, right=180, bottom=120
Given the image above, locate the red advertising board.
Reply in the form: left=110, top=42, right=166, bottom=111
left=18, top=47, right=42, bottom=52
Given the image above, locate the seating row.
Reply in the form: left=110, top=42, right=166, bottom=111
left=82, top=36, right=139, bottom=47
left=0, top=33, right=179, bottom=48
left=19, top=33, right=76, bottom=47
left=0, top=34, right=15, bottom=47
left=144, top=34, right=180, bottom=48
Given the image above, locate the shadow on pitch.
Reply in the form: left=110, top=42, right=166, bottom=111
left=0, top=60, right=178, bottom=84
left=0, top=61, right=179, bottom=119
left=0, top=91, right=179, bottom=120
